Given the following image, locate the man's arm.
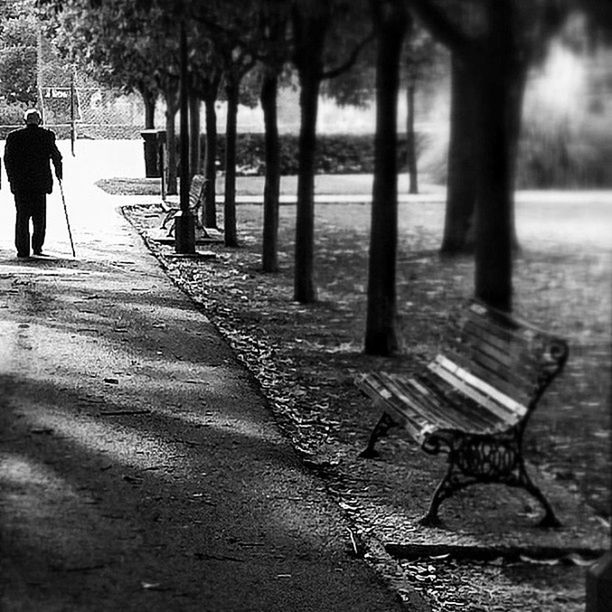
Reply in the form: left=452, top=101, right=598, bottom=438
left=49, top=133, right=63, bottom=181
left=3, top=135, right=15, bottom=186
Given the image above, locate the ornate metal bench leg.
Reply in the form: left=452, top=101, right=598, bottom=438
left=161, top=210, right=175, bottom=230
left=194, top=208, right=209, bottom=237
left=419, top=461, right=460, bottom=527
left=517, top=462, right=562, bottom=528
left=359, top=412, right=396, bottom=458
left=419, top=477, right=447, bottom=528
left=419, top=447, right=479, bottom=528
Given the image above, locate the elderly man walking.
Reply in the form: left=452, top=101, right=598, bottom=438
left=4, top=109, right=63, bottom=258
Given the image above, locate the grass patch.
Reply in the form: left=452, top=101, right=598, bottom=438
left=96, top=177, right=162, bottom=196
left=124, top=198, right=611, bottom=524
left=96, top=174, right=441, bottom=198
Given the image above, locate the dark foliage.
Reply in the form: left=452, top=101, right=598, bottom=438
left=209, top=132, right=428, bottom=175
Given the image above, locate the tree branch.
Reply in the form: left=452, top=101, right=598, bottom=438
left=321, top=30, right=375, bottom=81
left=406, top=0, right=472, bottom=54
left=578, top=0, right=612, bottom=30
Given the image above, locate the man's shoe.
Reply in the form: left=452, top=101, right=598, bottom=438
left=17, top=253, right=29, bottom=258
left=33, top=250, right=47, bottom=257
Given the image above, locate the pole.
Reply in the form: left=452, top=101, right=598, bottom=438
left=174, top=19, right=196, bottom=254
left=70, top=69, right=76, bottom=157
left=59, top=179, right=76, bottom=258
left=36, top=25, right=44, bottom=118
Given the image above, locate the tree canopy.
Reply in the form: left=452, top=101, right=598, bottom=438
left=0, top=13, right=38, bottom=105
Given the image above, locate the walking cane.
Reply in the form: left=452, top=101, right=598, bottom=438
left=58, top=179, right=76, bottom=258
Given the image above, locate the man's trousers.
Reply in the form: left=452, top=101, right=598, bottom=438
left=14, top=192, right=47, bottom=257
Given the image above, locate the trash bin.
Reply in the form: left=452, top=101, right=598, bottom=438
left=141, top=129, right=161, bottom=178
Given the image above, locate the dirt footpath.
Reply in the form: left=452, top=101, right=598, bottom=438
left=0, top=204, right=414, bottom=610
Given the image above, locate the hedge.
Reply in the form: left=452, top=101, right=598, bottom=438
left=205, top=133, right=426, bottom=175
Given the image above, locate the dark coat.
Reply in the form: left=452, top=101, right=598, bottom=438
left=3, top=125, right=63, bottom=195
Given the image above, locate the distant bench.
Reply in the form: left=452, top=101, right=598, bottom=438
left=160, top=174, right=207, bottom=236
left=356, top=299, right=569, bottom=528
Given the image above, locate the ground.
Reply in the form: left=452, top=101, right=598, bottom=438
left=1, top=135, right=608, bottom=610
left=117, top=177, right=610, bottom=611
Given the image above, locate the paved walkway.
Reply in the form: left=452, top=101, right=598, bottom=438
left=0, top=146, right=410, bottom=610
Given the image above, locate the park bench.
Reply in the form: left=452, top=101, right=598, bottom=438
left=356, top=299, right=569, bottom=528
left=160, top=173, right=207, bottom=236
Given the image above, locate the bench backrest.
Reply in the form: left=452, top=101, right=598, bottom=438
left=189, top=174, right=206, bottom=210
left=438, top=300, right=569, bottom=424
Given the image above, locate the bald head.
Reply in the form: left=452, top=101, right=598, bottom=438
left=24, top=109, right=41, bottom=125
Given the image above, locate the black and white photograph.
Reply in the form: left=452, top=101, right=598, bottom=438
left=0, top=1, right=610, bottom=610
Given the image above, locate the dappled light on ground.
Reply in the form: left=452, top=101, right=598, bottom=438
left=0, top=239, right=406, bottom=611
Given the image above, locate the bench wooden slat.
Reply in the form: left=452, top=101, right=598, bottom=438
left=410, top=372, right=501, bottom=433
left=462, top=323, right=530, bottom=371
left=188, top=175, right=206, bottom=208
left=385, top=374, right=459, bottom=436
left=463, top=309, right=547, bottom=370
left=374, top=375, right=435, bottom=435
left=374, top=374, right=440, bottom=435
left=442, top=347, right=532, bottom=406
left=465, top=304, right=520, bottom=337
left=434, top=355, right=527, bottom=419
left=463, top=317, right=519, bottom=353
left=360, top=372, right=479, bottom=439
left=427, top=360, right=520, bottom=428
left=448, top=335, right=536, bottom=396
left=458, top=317, right=557, bottom=394
left=392, top=375, right=461, bottom=431
left=357, top=374, right=430, bottom=440
left=462, top=325, right=541, bottom=378
left=400, top=375, right=500, bottom=434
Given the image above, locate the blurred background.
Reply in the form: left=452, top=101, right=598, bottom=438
left=0, top=1, right=610, bottom=190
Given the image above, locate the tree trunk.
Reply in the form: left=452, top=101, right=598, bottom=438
left=473, top=72, right=513, bottom=311
left=292, top=5, right=328, bottom=304
left=189, top=94, right=201, bottom=178
left=203, top=93, right=218, bottom=228
left=261, top=72, right=281, bottom=273
left=473, top=8, right=525, bottom=312
left=441, top=53, right=477, bottom=255
left=365, top=0, right=408, bottom=356
left=224, top=79, right=239, bottom=247
left=293, top=66, right=320, bottom=303
left=164, top=91, right=178, bottom=196
left=406, top=79, right=418, bottom=194
left=506, top=71, right=527, bottom=251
